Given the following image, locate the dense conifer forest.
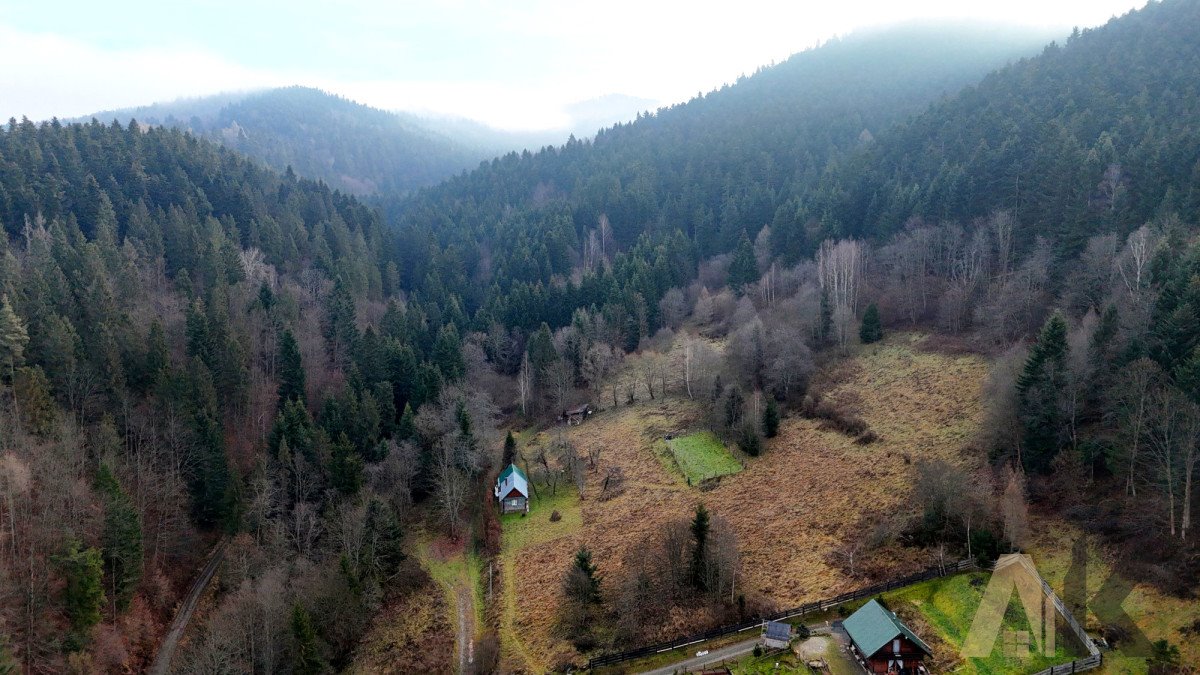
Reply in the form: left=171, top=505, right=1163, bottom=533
left=1, top=2, right=1199, bottom=672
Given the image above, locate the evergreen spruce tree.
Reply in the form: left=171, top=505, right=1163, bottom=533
left=329, top=433, right=363, bottom=496
left=396, top=403, right=416, bottom=441
left=690, top=504, right=710, bottom=591
left=1017, top=312, right=1069, bottom=473
left=762, top=398, right=781, bottom=438
left=568, top=547, right=601, bottom=604
left=363, top=498, right=405, bottom=582
left=290, top=602, right=327, bottom=675
left=0, top=294, right=28, bottom=376
left=191, top=410, right=234, bottom=528
left=431, top=323, right=466, bottom=382
left=502, top=430, right=517, bottom=466
left=58, top=540, right=105, bottom=650
left=96, top=463, right=143, bottom=612
left=727, top=231, right=759, bottom=293
left=277, top=328, right=306, bottom=406
left=412, top=363, right=443, bottom=408
left=527, top=322, right=558, bottom=374
left=859, top=303, right=883, bottom=344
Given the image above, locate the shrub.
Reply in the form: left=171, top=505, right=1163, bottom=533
left=550, top=510, right=562, bottom=522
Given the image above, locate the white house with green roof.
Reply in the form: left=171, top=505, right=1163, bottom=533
left=842, top=598, right=932, bottom=675
left=495, top=463, right=530, bottom=514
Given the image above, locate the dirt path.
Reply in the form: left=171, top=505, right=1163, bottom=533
left=148, top=537, right=228, bottom=674
left=455, top=578, right=475, bottom=674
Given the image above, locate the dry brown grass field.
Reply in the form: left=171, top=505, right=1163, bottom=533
left=499, top=333, right=993, bottom=671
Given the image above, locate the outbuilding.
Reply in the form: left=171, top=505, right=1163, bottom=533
left=562, top=403, right=592, bottom=425
left=843, top=599, right=931, bottom=675
left=494, top=463, right=530, bottom=514
left=761, top=621, right=792, bottom=649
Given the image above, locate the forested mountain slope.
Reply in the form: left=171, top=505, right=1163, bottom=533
left=90, top=86, right=484, bottom=195
left=0, top=119, right=447, bottom=671
left=386, top=23, right=1057, bottom=336
left=807, top=0, right=1200, bottom=254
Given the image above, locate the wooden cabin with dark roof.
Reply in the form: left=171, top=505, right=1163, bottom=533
left=843, top=599, right=932, bottom=675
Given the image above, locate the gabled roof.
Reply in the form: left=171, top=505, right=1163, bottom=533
left=499, top=463, right=528, bottom=482
left=764, top=621, right=791, bottom=641
left=495, top=463, right=529, bottom=500
left=843, top=599, right=932, bottom=658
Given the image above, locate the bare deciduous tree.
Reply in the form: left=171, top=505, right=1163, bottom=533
left=817, top=238, right=865, bottom=351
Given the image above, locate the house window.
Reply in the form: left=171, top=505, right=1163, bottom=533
left=893, top=639, right=900, bottom=653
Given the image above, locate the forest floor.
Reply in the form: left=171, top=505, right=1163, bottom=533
left=498, top=332, right=992, bottom=671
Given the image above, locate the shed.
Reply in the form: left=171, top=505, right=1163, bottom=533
left=494, top=464, right=530, bottom=514
left=761, top=621, right=792, bottom=649
left=563, top=403, right=592, bottom=425
left=843, top=599, right=931, bottom=675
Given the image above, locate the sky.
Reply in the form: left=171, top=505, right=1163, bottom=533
left=1, top=0, right=1148, bottom=131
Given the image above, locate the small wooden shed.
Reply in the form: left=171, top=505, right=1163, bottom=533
left=562, top=403, right=592, bottom=425
left=762, top=621, right=792, bottom=649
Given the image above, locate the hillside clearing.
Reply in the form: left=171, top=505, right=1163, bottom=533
left=668, top=431, right=743, bottom=483
left=497, top=333, right=991, bottom=670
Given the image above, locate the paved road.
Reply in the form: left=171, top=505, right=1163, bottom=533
left=637, top=636, right=760, bottom=675
left=148, top=538, right=228, bottom=675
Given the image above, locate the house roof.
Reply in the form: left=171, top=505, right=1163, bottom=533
left=565, top=403, right=591, bottom=415
left=843, top=599, right=932, bottom=658
left=495, top=463, right=529, bottom=500
left=764, top=621, right=791, bottom=641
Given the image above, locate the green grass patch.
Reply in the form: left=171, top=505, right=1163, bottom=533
left=500, top=483, right=581, bottom=553
left=881, top=572, right=1083, bottom=675
left=668, top=431, right=743, bottom=483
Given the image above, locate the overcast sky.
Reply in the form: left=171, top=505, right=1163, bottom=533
left=2, top=0, right=1147, bottom=130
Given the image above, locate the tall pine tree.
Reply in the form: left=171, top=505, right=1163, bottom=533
left=1017, top=312, right=1069, bottom=473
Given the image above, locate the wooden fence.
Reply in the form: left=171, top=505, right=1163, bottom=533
left=588, top=555, right=1104, bottom=673
left=1009, top=555, right=1102, bottom=675
left=586, top=558, right=977, bottom=670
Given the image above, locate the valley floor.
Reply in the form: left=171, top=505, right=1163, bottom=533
left=500, top=334, right=991, bottom=671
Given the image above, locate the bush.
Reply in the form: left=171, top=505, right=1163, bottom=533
left=970, top=528, right=1002, bottom=566
left=762, top=398, right=781, bottom=438
left=799, top=390, right=871, bottom=437
left=739, top=423, right=763, bottom=457
left=860, top=303, right=883, bottom=344
left=549, top=510, right=562, bottom=522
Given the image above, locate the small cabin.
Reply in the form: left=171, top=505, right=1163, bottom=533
left=843, top=599, right=931, bottom=675
left=761, top=620, right=792, bottom=650
left=562, top=403, right=592, bottom=426
left=494, top=464, right=530, bottom=514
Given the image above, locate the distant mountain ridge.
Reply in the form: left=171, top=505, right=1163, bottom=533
left=83, top=87, right=659, bottom=197
left=85, top=86, right=484, bottom=196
